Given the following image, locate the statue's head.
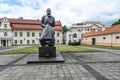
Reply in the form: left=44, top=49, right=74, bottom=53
left=46, top=8, right=51, bottom=16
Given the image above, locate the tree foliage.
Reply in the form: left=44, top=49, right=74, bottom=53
left=62, top=25, right=68, bottom=33
left=112, top=19, right=120, bottom=26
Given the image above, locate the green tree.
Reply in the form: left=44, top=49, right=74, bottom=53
left=112, top=19, right=120, bottom=26
left=62, top=25, right=68, bottom=33
left=62, top=25, right=68, bottom=44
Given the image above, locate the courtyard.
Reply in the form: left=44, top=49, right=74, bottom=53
left=0, top=45, right=120, bottom=80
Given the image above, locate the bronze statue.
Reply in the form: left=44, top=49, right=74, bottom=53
left=40, top=8, right=55, bottom=46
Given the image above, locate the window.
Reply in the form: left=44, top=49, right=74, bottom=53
left=27, top=32, right=30, bottom=37
left=73, top=33, right=77, bottom=38
left=4, top=24, right=7, bottom=28
left=69, top=34, right=71, bottom=37
left=20, top=40, right=23, bottom=44
left=69, top=40, right=71, bottom=43
left=91, top=29, right=92, bottom=31
left=57, top=40, right=59, bottom=44
left=27, top=40, right=30, bottom=44
left=103, top=37, right=106, bottom=39
left=116, top=36, right=119, bottom=39
left=20, top=32, right=23, bottom=37
left=4, top=32, right=7, bottom=36
left=87, top=29, right=89, bottom=31
left=15, top=40, right=17, bottom=44
left=32, top=32, right=35, bottom=37
left=57, top=33, right=59, bottom=37
left=32, top=40, right=35, bottom=44
left=81, top=29, right=83, bottom=31
left=14, top=32, right=17, bottom=37
left=39, top=33, right=41, bottom=36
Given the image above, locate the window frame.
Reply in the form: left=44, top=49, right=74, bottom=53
left=57, top=33, right=59, bottom=37
left=20, top=32, right=23, bottom=37
left=4, top=24, right=7, bottom=28
left=20, top=40, right=23, bottom=44
left=14, top=32, right=17, bottom=37
left=32, top=32, right=35, bottom=37
left=27, top=32, right=30, bottom=37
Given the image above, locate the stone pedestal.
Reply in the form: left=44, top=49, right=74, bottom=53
left=39, top=46, right=56, bottom=57
left=27, top=46, right=64, bottom=64
left=27, top=52, right=64, bottom=63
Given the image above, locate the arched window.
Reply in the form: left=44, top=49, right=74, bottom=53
left=4, top=24, right=7, bottom=28
left=4, top=32, right=7, bottom=36
left=73, top=33, right=77, bottom=38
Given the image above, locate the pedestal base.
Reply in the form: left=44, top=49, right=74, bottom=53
left=27, top=52, right=64, bottom=64
left=39, top=46, right=56, bottom=57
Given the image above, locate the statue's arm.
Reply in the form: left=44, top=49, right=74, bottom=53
left=41, top=16, right=46, bottom=28
left=52, top=17, right=55, bottom=27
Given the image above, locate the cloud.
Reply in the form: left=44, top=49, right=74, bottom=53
left=0, top=0, right=120, bottom=26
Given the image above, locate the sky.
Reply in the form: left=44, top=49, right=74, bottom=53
left=0, top=0, right=120, bottom=26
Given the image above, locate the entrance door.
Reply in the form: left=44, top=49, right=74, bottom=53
left=1, top=40, right=6, bottom=46
left=92, top=38, right=96, bottom=45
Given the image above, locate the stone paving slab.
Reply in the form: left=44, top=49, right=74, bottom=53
left=75, top=52, right=120, bottom=62
left=0, top=49, right=120, bottom=80
left=89, top=63, right=120, bottom=80
left=0, top=54, right=25, bottom=65
left=0, top=64, right=95, bottom=80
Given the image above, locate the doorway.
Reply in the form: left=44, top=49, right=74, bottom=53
left=92, top=38, right=96, bottom=45
left=1, top=40, right=6, bottom=46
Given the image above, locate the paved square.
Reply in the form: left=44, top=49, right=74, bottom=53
left=0, top=47, right=120, bottom=80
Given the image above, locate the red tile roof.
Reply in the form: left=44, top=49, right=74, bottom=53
left=83, top=25, right=120, bottom=37
left=0, top=18, right=62, bottom=31
left=11, top=24, right=42, bottom=30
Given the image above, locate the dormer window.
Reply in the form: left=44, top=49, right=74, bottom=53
left=4, top=24, right=7, bottom=28
left=3, top=17, right=8, bottom=22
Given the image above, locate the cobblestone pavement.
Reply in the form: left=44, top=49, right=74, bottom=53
left=0, top=47, right=120, bottom=80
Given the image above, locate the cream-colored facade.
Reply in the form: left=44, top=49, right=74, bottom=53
left=0, top=17, right=12, bottom=47
left=0, top=17, right=63, bottom=47
left=12, top=30, right=62, bottom=45
left=72, top=21, right=103, bottom=33
left=82, top=32, right=120, bottom=47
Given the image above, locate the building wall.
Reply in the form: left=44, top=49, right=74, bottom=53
left=82, top=32, right=120, bottom=47
left=12, top=30, right=40, bottom=45
left=66, top=22, right=103, bottom=45
left=0, top=18, right=12, bottom=47
left=66, top=28, right=81, bottom=44
left=0, top=17, right=63, bottom=47
left=54, top=31, right=63, bottom=44
left=12, top=30, right=63, bottom=45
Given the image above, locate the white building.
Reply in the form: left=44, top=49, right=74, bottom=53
left=0, top=17, right=63, bottom=47
left=66, top=21, right=103, bottom=44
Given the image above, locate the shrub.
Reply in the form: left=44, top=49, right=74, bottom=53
left=68, top=42, right=80, bottom=46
